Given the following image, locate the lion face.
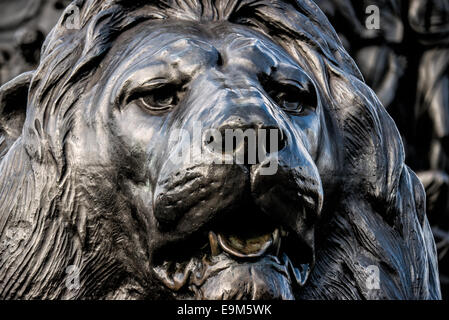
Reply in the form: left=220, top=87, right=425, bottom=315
left=0, top=0, right=439, bottom=300
left=69, top=20, right=338, bottom=299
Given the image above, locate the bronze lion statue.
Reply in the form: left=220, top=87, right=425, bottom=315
left=0, top=0, right=441, bottom=299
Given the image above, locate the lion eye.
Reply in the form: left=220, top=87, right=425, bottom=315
left=272, top=89, right=304, bottom=113
left=264, top=80, right=317, bottom=116
left=133, top=83, right=183, bottom=114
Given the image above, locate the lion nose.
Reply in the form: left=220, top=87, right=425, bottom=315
left=203, top=115, right=286, bottom=164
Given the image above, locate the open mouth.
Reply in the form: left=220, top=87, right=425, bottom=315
left=152, top=211, right=313, bottom=299
left=213, top=228, right=279, bottom=258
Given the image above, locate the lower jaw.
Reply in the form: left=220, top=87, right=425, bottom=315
left=193, top=255, right=295, bottom=300
left=155, top=254, right=303, bottom=300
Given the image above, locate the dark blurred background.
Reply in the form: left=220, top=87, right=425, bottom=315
left=0, top=0, right=448, bottom=299
left=315, top=0, right=449, bottom=299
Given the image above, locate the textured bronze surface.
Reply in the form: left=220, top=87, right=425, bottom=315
left=0, top=0, right=442, bottom=300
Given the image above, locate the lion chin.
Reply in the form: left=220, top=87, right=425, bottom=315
left=152, top=228, right=310, bottom=300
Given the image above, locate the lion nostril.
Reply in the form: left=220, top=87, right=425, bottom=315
left=203, top=123, right=286, bottom=165
left=206, top=135, right=214, bottom=145
left=216, top=52, right=224, bottom=67
left=263, top=127, right=286, bottom=154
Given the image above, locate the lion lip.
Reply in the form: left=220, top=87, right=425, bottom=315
left=210, top=228, right=281, bottom=259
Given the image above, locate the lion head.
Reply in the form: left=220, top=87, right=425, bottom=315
left=0, top=0, right=441, bottom=300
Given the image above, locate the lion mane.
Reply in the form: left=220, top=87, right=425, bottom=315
left=0, top=0, right=441, bottom=299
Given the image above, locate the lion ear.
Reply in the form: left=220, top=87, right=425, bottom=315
left=0, top=72, right=33, bottom=159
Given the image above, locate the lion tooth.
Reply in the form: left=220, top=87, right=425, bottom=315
left=280, top=227, right=289, bottom=237
left=291, top=265, right=309, bottom=287
left=272, top=228, right=280, bottom=243
left=209, top=231, right=220, bottom=256
left=272, top=228, right=281, bottom=256
left=153, top=259, right=200, bottom=292
left=282, top=253, right=310, bottom=287
left=153, top=263, right=177, bottom=291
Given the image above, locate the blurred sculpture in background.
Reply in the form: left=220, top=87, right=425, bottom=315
left=316, top=0, right=449, bottom=297
left=0, top=0, right=71, bottom=84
